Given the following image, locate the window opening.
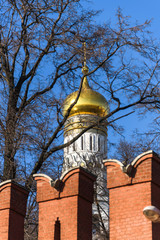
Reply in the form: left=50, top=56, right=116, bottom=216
left=66, top=158, right=69, bottom=165
left=67, top=146, right=69, bottom=154
left=98, top=136, right=100, bottom=151
left=73, top=142, right=76, bottom=151
left=93, top=135, right=96, bottom=151
left=90, top=135, right=92, bottom=151
left=81, top=136, right=84, bottom=150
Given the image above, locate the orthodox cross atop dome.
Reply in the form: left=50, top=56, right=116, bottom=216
left=62, top=42, right=109, bottom=118
left=82, top=42, right=89, bottom=75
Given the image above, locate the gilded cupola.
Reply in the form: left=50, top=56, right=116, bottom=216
left=62, top=65, right=109, bottom=118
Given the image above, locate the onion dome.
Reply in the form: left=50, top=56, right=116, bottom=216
left=62, top=65, right=109, bottom=118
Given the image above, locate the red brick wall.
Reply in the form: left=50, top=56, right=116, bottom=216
left=34, top=167, right=96, bottom=240
left=0, top=180, right=28, bottom=240
left=104, top=152, right=160, bottom=240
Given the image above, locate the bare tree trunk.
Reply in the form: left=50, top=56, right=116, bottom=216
left=3, top=88, right=18, bottom=179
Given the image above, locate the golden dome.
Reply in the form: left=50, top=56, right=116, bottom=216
left=63, top=66, right=109, bottom=118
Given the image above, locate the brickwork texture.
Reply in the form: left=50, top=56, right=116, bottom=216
left=1, top=153, right=160, bottom=240
left=104, top=151, right=160, bottom=240
left=0, top=181, right=28, bottom=240
left=34, top=167, right=96, bottom=240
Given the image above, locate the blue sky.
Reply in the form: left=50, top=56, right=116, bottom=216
left=85, top=1, right=160, bottom=153
left=91, top=0, right=160, bottom=40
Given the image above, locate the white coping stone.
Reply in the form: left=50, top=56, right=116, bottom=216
left=33, top=173, right=53, bottom=181
left=103, top=159, right=124, bottom=168
left=0, top=179, right=12, bottom=188
left=33, top=173, right=53, bottom=186
left=0, top=179, right=28, bottom=191
left=131, top=150, right=153, bottom=166
left=103, top=150, right=155, bottom=169
left=60, top=166, right=81, bottom=180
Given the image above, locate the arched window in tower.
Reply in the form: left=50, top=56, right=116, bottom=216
left=93, top=135, right=96, bottom=151
left=90, top=135, right=92, bottom=151
left=81, top=136, right=84, bottom=150
left=66, top=157, right=69, bottom=166
left=67, top=146, right=69, bottom=154
left=73, top=141, right=76, bottom=151
left=98, top=136, right=101, bottom=152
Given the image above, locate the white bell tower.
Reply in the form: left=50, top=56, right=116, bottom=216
left=62, top=43, right=109, bottom=237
